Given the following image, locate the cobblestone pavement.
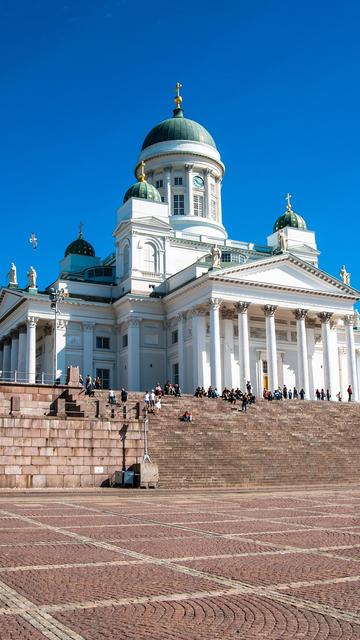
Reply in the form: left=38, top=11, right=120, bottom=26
left=0, top=487, right=359, bottom=638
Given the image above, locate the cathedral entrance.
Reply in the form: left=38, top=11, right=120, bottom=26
left=262, top=360, right=269, bottom=391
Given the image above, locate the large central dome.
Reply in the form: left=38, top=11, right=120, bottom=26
left=141, top=108, right=216, bottom=151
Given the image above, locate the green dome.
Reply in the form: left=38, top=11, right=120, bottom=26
left=273, top=207, right=307, bottom=233
left=123, top=179, right=162, bottom=204
left=65, top=227, right=95, bottom=257
left=142, top=108, right=216, bottom=150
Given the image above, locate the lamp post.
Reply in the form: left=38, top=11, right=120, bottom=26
left=49, top=288, right=65, bottom=384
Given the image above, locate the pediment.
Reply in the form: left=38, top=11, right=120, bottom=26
left=114, top=216, right=171, bottom=237
left=212, top=255, right=358, bottom=297
left=0, top=289, right=25, bottom=320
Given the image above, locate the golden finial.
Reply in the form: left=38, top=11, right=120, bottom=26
left=174, top=82, right=183, bottom=110
left=139, top=161, right=146, bottom=182
left=285, top=193, right=292, bottom=211
left=79, top=221, right=83, bottom=239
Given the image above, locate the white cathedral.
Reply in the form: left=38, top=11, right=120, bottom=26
left=1, top=85, right=359, bottom=400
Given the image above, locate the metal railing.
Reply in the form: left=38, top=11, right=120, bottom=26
left=0, top=371, right=65, bottom=385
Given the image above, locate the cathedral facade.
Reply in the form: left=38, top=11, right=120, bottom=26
left=1, top=86, right=359, bottom=400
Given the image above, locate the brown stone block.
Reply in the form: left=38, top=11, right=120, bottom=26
left=0, top=476, right=16, bottom=488
left=27, top=429, right=41, bottom=437
left=22, top=465, right=40, bottom=474
left=0, top=437, right=14, bottom=446
left=80, top=474, right=95, bottom=487
left=0, top=455, right=16, bottom=465
left=23, top=447, right=40, bottom=455
left=39, top=447, right=56, bottom=456
left=57, top=465, right=74, bottom=474
left=4, top=465, right=21, bottom=475
left=15, top=475, right=30, bottom=489
left=64, top=475, right=81, bottom=488
left=57, top=447, right=73, bottom=456
left=14, top=456, right=31, bottom=465
left=46, top=475, right=64, bottom=488
left=39, top=465, right=58, bottom=475
left=13, top=437, right=32, bottom=446
left=31, top=456, right=50, bottom=465
left=32, top=475, right=47, bottom=488
left=93, top=473, right=110, bottom=487
left=72, top=465, right=91, bottom=474
left=4, top=446, right=22, bottom=455
left=31, top=438, right=45, bottom=446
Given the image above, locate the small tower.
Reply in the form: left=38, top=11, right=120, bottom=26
left=267, top=194, right=319, bottom=266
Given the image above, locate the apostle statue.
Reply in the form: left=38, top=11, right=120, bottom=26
left=27, top=265, right=37, bottom=288
left=340, top=265, right=350, bottom=286
left=278, top=229, right=288, bottom=252
left=210, top=245, right=221, bottom=268
left=7, top=262, right=18, bottom=287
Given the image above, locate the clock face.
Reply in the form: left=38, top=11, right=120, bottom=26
left=193, top=175, right=204, bottom=188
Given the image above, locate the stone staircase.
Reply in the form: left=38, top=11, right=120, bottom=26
left=146, top=395, right=360, bottom=488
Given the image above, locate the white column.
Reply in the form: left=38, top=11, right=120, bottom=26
left=17, top=325, right=27, bottom=382
left=344, top=314, right=359, bottom=401
left=0, top=343, right=3, bottom=374
left=26, top=317, right=38, bottom=384
left=235, top=302, right=251, bottom=390
left=222, top=313, right=235, bottom=389
left=2, top=338, right=11, bottom=381
left=216, top=177, right=222, bottom=223
left=177, top=312, right=186, bottom=390
left=10, top=330, right=19, bottom=379
left=42, top=325, right=53, bottom=380
left=318, top=312, right=333, bottom=396
left=82, top=322, right=94, bottom=378
left=55, top=320, right=67, bottom=383
left=294, top=308, right=310, bottom=398
left=205, top=169, right=212, bottom=219
left=164, top=166, right=172, bottom=205
left=127, top=318, right=140, bottom=391
left=185, top=164, right=193, bottom=216
left=338, top=347, right=347, bottom=397
left=191, top=309, right=207, bottom=389
left=209, top=297, right=222, bottom=390
left=263, top=305, right=278, bottom=391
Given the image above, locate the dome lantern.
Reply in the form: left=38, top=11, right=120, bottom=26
left=123, top=161, right=162, bottom=204
left=141, top=83, right=217, bottom=151
left=64, top=223, right=95, bottom=257
left=273, top=193, right=307, bottom=233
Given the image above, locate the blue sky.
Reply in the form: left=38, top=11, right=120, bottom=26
left=1, top=0, right=360, bottom=293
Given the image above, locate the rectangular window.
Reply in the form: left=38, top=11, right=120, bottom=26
left=193, top=195, right=204, bottom=217
left=174, top=177, right=183, bottom=185
left=155, top=179, right=163, bottom=189
left=172, top=362, right=179, bottom=385
left=96, top=368, right=110, bottom=390
left=262, top=360, right=268, bottom=374
left=96, top=336, right=110, bottom=349
left=171, top=330, right=178, bottom=344
left=173, top=194, right=185, bottom=215
left=161, top=196, right=165, bottom=202
left=122, top=334, right=128, bottom=348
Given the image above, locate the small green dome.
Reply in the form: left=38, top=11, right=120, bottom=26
left=142, top=108, right=216, bottom=151
left=273, top=204, right=307, bottom=233
left=65, top=226, right=95, bottom=257
left=123, top=179, right=161, bottom=204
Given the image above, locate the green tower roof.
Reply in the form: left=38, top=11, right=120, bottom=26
left=65, top=224, right=95, bottom=257
left=141, top=109, right=216, bottom=151
left=123, top=163, right=162, bottom=204
left=273, top=195, right=307, bottom=232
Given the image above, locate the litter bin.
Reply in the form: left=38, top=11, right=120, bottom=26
left=122, top=470, right=135, bottom=488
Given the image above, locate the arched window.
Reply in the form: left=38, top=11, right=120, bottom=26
left=123, top=244, right=130, bottom=276
left=143, top=243, right=157, bottom=273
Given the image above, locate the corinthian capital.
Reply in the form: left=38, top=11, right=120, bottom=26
left=263, top=305, right=277, bottom=318
left=235, top=302, right=250, bottom=314
left=293, top=308, right=308, bottom=321
left=343, top=314, right=355, bottom=326
left=318, top=312, right=333, bottom=324
left=209, top=297, right=221, bottom=310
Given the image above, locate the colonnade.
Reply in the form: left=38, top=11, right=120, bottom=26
left=172, top=301, right=359, bottom=399
left=0, top=317, right=68, bottom=384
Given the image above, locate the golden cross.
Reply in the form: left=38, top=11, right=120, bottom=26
left=286, top=193, right=292, bottom=209
left=139, top=161, right=146, bottom=182
left=79, top=221, right=83, bottom=239
left=174, top=82, right=183, bottom=109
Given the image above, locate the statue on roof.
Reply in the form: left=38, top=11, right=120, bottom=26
left=7, top=262, right=18, bottom=287
left=210, top=245, right=221, bottom=269
left=27, top=266, right=37, bottom=289
left=278, top=229, right=288, bottom=252
left=340, top=265, right=350, bottom=286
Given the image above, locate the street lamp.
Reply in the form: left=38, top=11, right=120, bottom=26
left=49, top=288, right=65, bottom=384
